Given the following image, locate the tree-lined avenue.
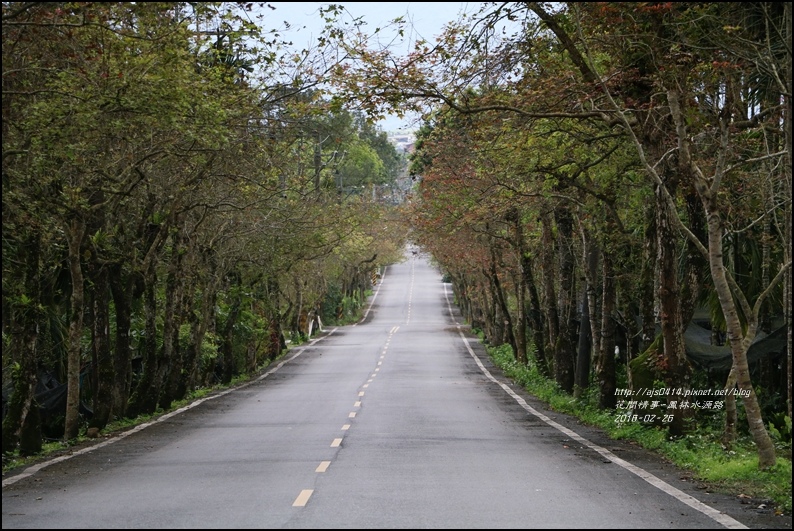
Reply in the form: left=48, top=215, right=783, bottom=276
left=2, top=249, right=764, bottom=529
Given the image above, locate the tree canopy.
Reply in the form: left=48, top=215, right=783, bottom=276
left=3, top=2, right=790, bottom=473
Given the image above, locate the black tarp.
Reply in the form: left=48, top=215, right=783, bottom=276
left=684, top=322, right=788, bottom=372
left=2, top=371, right=93, bottom=438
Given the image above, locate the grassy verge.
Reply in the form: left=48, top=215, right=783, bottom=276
left=487, top=342, right=792, bottom=515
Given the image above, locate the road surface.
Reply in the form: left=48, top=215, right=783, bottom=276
left=2, top=249, right=787, bottom=528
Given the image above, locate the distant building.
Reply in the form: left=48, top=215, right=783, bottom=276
left=386, top=131, right=416, bottom=154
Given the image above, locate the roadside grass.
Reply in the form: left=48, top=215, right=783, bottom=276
left=487, top=341, right=793, bottom=515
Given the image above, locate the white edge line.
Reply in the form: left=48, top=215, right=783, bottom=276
left=353, top=265, right=387, bottom=326
left=442, top=283, right=748, bottom=530
left=3, top=325, right=340, bottom=488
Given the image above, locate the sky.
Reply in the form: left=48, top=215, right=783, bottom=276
left=263, top=2, right=484, bottom=131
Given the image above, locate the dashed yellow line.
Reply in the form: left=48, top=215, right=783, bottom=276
left=293, top=489, right=313, bottom=507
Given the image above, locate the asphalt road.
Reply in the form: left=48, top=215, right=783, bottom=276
left=2, top=249, right=789, bottom=529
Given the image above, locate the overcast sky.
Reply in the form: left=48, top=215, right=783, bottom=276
left=263, top=2, right=484, bottom=131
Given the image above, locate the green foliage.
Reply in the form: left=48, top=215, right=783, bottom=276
left=768, top=414, right=792, bottom=446
left=336, top=140, right=386, bottom=188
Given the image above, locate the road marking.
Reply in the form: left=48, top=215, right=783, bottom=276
left=316, top=461, right=331, bottom=472
left=331, top=438, right=342, bottom=447
left=358, top=391, right=365, bottom=396
left=354, top=401, right=361, bottom=407
left=353, top=267, right=387, bottom=326
left=342, top=424, right=350, bottom=430
left=442, top=284, right=748, bottom=530
left=349, top=412, right=357, bottom=418
left=293, top=489, right=313, bottom=507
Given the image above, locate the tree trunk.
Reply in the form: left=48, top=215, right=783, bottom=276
left=514, top=270, right=528, bottom=365
left=553, top=206, right=576, bottom=394
left=159, top=234, right=188, bottom=410
left=512, top=213, right=528, bottom=364
left=639, top=203, right=657, bottom=357
left=578, top=227, right=600, bottom=396
left=703, top=199, right=776, bottom=467
left=184, top=279, right=220, bottom=392
left=721, top=367, right=738, bottom=448
left=127, top=271, right=159, bottom=417
left=221, top=294, right=242, bottom=384
left=1, top=235, right=42, bottom=454
left=656, top=191, right=690, bottom=438
left=3, top=304, right=42, bottom=455
left=520, top=251, right=548, bottom=374
left=680, top=192, right=707, bottom=328
left=574, top=287, right=591, bottom=398
left=2, top=323, right=40, bottom=454
left=540, top=211, right=560, bottom=368
left=489, top=242, right=517, bottom=356
left=598, top=250, right=617, bottom=409
left=108, top=264, right=133, bottom=419
left=88, top=264, right=113, bottom=430
left=781, top=2, right=794, bottom=424
left=64, top=218, right=86, bottom=441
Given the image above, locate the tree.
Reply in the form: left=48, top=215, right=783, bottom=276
left=3, top=1, right=406, bottom=449
left=331, top=1, right=790, bottom=467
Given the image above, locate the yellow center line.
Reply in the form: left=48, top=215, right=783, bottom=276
left=293, top=489, right=313, bottom=507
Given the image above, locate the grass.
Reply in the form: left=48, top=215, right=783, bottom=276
left=487, top=341, right=792, bottom=516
